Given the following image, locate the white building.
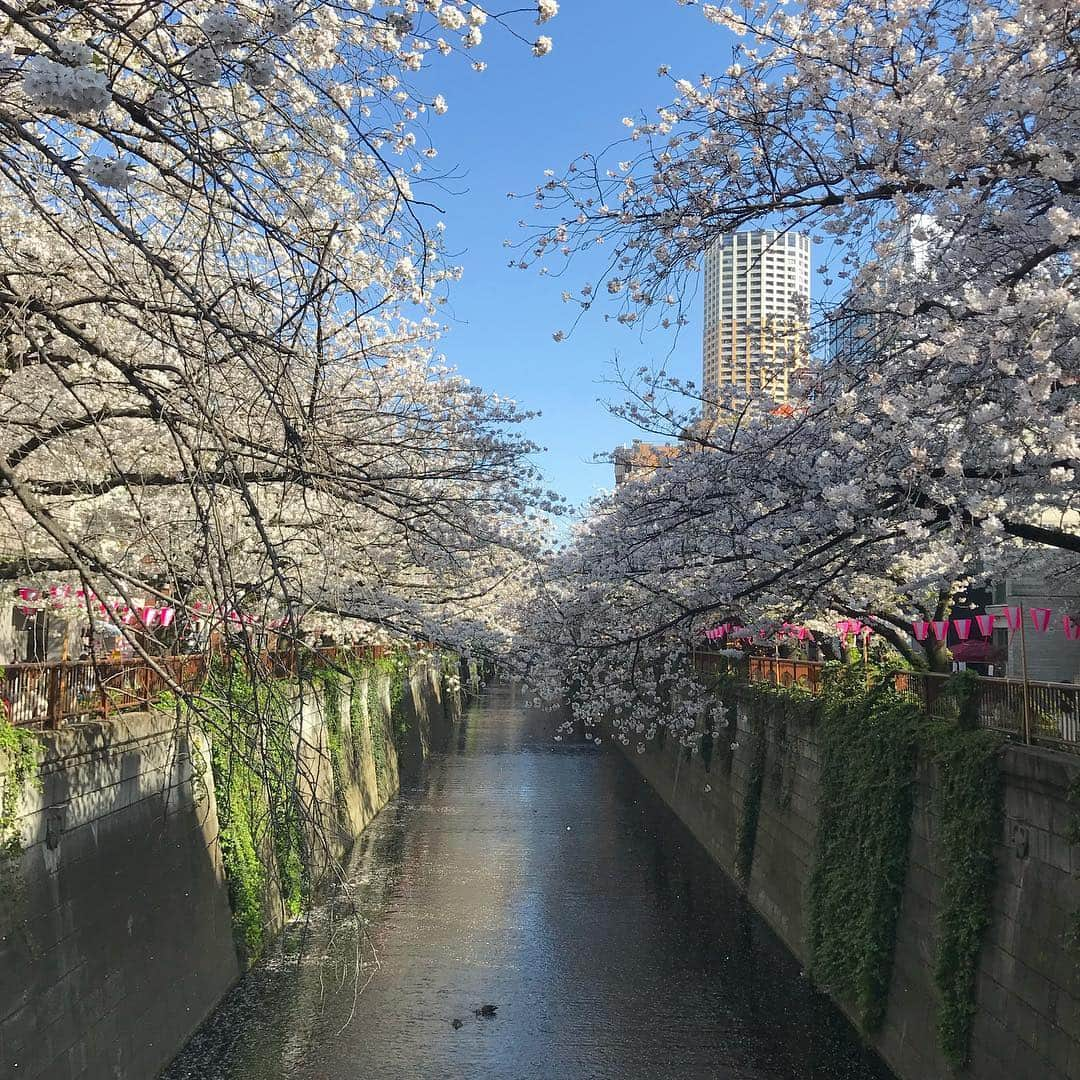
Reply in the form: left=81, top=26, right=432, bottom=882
left=702, top=230, right=811, bottom=405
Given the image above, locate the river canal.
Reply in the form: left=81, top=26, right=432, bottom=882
left=164, top=684, right=893, bottom=1080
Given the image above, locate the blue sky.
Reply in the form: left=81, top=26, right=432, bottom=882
left=411, top=4, right=737, bottom=511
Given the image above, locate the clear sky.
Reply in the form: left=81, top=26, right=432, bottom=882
left=410, top=4, right=738, bottom=511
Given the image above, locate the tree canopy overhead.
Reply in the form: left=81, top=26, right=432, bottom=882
left=0, top=1, right=561, bottom=654
left=516, top=0, right=1079, bottom=723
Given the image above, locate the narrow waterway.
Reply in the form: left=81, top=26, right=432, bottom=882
left=165, top=685, right=894, bottom=1080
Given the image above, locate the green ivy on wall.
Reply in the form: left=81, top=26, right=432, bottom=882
left=807, top=682, right=919, bottom=1032
left=925, top=716, right=1002, bottom=1067
left=734, top=717, right=766, bottom=882
left=313, top=668, right=348, bottom=828
left=200, top=666, right=307, bottom=965
left=0, top=711, right=40, bottom=902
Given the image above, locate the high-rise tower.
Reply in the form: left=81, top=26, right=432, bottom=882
left=702, top=230, right=811, bottom=406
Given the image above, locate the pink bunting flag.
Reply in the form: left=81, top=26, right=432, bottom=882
left=159, top=607, right=175, bottom=628
left=1065, top=616, right=1080, bottom=642
left=1003, top=606, right=1022, bottom=632
left=912, top=620, right=930, bottom=641
left=797, top=627, right=810, bottom=641
left=976, top=613, right=995, bottom=637
left=18, top=587, right=38, bottom=602
left=1029, top=607, right=1052, bottom=633
left=932, top=620, right=949, bottom=641
left=141, top=607, right=158, bottom=628
left=954, top=618, right=972, bottom=640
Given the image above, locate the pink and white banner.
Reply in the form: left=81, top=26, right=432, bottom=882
left=912, top=620, right=930, bottom=642
left=954, top=618, right=972, bottom=640
left=1029, top=607, right=1052, bottom=633
left=932, top=620, right=949, bottom=641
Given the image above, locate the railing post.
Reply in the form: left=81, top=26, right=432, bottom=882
left=46, top=664, right=61, bottom=730
left=1018, top=607, right=1032, bottom=744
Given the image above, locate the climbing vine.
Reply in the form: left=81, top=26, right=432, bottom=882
left=0, top=712, right=40, bottom=891
left=807, top=680, right=919, bottom=1033
left=313, top=668, right=348, bottom=828
left=734, top=706, right=766, bottom=882
left=924, top=708, right=1002, bottom=1068
left=199, top=665, right=307, bottom=965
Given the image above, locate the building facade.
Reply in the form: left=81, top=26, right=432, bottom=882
left=702, top=230, right=811, bottom=405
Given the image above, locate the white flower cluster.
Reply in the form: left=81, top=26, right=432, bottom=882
left=22, top=54, right=111, bottom=115
left=184, top=47, right=221, bottom=85
left=437, top=4, right=467, bottom=31
left=82, top=155, right=132, bottom=190
left=266, top=1, right=298, bottom=35
left=537, top=0, right=559, bottom=24
left=245, top=56, right=277, bottom=88
left=532, top=35, right=553, bottom=57
left=202, top=5, right=252, bottom=44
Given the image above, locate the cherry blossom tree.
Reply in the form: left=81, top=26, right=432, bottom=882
left=516, top=0, right=1079, bottom=727
left=0, top=1, right=561, bottom=663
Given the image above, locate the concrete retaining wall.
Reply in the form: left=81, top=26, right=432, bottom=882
left=619, top=702, right=1080, bottom=1080
left=0, top=658, right=458, bottom=1080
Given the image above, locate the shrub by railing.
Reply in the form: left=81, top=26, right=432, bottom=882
left=711, top=655, right=1080, bottom=754
left=1, top=645, right=391, bottom=729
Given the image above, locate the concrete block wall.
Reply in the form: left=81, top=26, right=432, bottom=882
left=0, top=656, right=458, bottom=1080
left=0, top=712, right=238, bottom=1080
left=620, top=703, right=1080, bottom=1080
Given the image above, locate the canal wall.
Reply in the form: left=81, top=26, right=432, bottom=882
left=618, top=699, right=1080, bottom=1080
left=0, top=657, right=460, bottom=1080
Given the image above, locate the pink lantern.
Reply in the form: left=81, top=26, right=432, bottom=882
left=976, top=613, right=995, bottom=637
left=1003, top=606, right=1022, bottom=632
left=932, top=620, right=949, bottom=642
left=1029, top=607, right=1052, bottom=633
left=912, top=620, right=930, bottom=642
left=159, top=607, right=175, bottom=628
left=954, top=618, right=972, bottom=640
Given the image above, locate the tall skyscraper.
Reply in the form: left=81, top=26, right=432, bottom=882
left=702, top=230, right=811, bottom=405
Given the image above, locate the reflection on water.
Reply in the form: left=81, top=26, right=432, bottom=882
left=165, top=685, right=894, bottom=1080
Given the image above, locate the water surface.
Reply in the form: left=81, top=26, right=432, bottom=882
left=165, top=685, right=893, bottom=1080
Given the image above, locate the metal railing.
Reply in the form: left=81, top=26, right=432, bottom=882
left=700, top=654, right=1080, bottom=755
left=1, top=645, right=392, bottom=729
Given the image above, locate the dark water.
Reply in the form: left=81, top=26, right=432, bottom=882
left=165, top=686, right=894, bottom=1080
